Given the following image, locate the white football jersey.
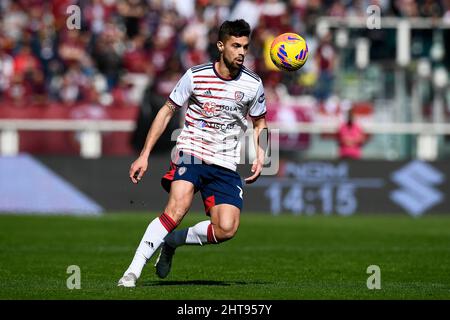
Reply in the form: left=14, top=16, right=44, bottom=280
left=168, top=62, right=266, bottom=171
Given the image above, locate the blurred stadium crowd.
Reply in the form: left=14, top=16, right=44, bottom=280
left=1, top=0, right=449, bottom=110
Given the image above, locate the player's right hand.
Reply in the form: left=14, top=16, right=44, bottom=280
left=129, top=156, right=148, bottom=184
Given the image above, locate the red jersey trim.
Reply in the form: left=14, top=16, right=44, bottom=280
left=193, top=81, right=224, bottom=84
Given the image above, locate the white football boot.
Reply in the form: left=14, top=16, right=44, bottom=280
left=117, top=273, right=137, bottom=287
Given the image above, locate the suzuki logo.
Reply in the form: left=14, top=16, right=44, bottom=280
left=390, top=161, right=444, bottom=216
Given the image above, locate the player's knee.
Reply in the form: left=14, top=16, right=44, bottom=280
left=220, top=230, right=237, bottom=241
left=214, top=223, right=238, bottom=242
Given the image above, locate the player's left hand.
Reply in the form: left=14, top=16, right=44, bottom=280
left=244, top=159, right=263, bottom=184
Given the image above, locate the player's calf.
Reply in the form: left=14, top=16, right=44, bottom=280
left=164, top=181, right=195, bottom=223
left=163, top=205, right=189, bottom=225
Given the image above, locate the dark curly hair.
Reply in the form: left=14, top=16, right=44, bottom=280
left=218, top=19, right=251, bottom=42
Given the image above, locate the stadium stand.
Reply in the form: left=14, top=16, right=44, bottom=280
left=0, top=0, right=449, bottom=159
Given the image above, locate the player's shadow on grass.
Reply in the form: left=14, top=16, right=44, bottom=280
left=142, top=280, right=267, bottom=287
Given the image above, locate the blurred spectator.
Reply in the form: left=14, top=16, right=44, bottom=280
left=51, top=0, right=75, bottom=30
left=170, top=0, right=196, bottom=20
left=314, top=31, right=337, bottom=101
left=117, top=0, right=147, bottom=39
left=304, top=0, right=326, bottom=29
left=394, top=0, right=419, bottom=17
left=445, top=0, right=450, bottom=21
left=131, top=55, right=182, bottom=153
left=58, top=29, right=90, bottom=68
left=111, top=77, right=134, bottom=107
left=228, top=0, right=261, bottom=30
left=420, top=0, right=444, bottom=17
left=2, top=2, right=28, bottom=42
left=83, top=0, right=116, bottom=35
left=259, top=0, right=288, bottom=31
left=346, top=0, right=366, bottom=17
left=28, top=69, right=47, bottom=104
left=147, top=9, right=178, bottom=75
left=328, top=1, right=346, bottom=17
left=0, top=43, right=14, bottom=97
left=31, top=24, right=59, bottom=83
left=91, top=23, right=125, bottom=90
left=121, top=34, right=152, bottom=105
left=336, top=108, right=368, bottom=160
left=122, top=34, right=149, bottom=74
left=13, top=43, right=41, bottom=79
left=180, top=6, right=209, bottom=69
left=203, top=0, right=231, bottom=27
left=52, top=63, right=90, bottom=105
left=4, top=73, right=27, bottom=105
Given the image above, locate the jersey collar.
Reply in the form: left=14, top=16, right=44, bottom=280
left=213, top=61, right=242, bottom=81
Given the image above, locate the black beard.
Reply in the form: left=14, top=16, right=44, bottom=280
left=223, top=56, right=241, bottom=74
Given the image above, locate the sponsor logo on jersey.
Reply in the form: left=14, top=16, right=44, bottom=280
left=201, top=102, right=239, bottom=118
left=197, top=120, right=207, bottom=128
left=220, top=105, right=238, bottom=112
left=205, top=122, right=235, bottom=130
left=178, top=167, right=187, bottom=176
left=235, top=91, right=244, bottom=102
left=203, top=89, right=212, bottom=96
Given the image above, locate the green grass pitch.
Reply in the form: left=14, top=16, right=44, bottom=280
left=0, top=213, right=449, bottom=299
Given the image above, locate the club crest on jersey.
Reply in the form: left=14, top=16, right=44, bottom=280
left=178, top=167, right=187, bottom=176
left=258, top=93, right=265, bottom=103
left=202, top=101, right=219, bottom=117
left=235, top=91, right=244, bottom=102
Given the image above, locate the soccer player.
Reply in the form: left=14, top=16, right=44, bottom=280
left=118, top=19, right=268, bottom=287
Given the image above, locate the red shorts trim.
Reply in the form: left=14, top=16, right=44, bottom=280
left=161, top=162, right=176, bottom=193
left=203, top=195, right=216, bottom=216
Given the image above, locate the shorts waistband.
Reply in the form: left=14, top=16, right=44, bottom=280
left=177, top=150, right=236, bottom=173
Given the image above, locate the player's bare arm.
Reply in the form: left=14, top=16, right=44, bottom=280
left=245, top=116, right=268, bottom=184
left=129, top=100, right=177, bottom=184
